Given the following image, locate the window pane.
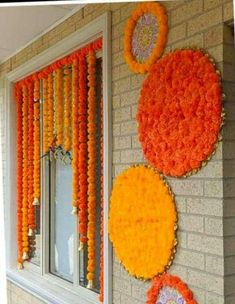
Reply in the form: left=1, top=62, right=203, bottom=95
left=50, top=160, right=75, bottom=282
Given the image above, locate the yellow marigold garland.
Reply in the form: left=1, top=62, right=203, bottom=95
left=43, top=77, right=49, bottom=154
left=16, top=85, right=24, bottom=268
left=108, top=165, right=177, bottom=280
left=22, top=85, right=29, bottom=260
left=27, top=83, right=36, bottom=237
left=124, top=2, right=168, bottom=73
left=55, top=68, right=64, bottom=147
left=33, top=77, right=40, bottom=207
left=64, top=68, right=72, bottom=152
left=78, top=56, right=88, bottom=248
left=71, top=59, right=79, bottom=214
left=86, top=50, right=97, bottom=288
left=48, top=73, right=55, bottom=149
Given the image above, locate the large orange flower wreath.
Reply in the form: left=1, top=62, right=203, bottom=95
left=146, top=274, right=197, bottom=304
left=137, top=49, right=223, bottom=177
left=108, top=165, right=177, bottom=280
left=124, top=2, right=168, bottom=74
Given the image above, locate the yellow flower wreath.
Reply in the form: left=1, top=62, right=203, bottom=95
left=108, top=165, right=177, bottom=280
left=124, top=2, right=168, bottom=74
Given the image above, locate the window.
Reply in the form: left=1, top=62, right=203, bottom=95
left=5, top=12, right=112, bottom=304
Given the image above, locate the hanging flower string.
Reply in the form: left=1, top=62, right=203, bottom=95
left=48, top=73, right=55, bottom=150
left=15, top=86, right=24, bottom=269
left=64, top=68, right=72, bottom=153
left=99, top=74, right=104, bottom=302
left=86, top=50, right=97, bottom=289
left=22, top=85, right=29, bottom=261
left=43, top=77, right=49, bottom=154
left=71, top=59, right=79, bottom=215
left=55, top=68, right=64, bottom=148
left=78, top=55, right=88, bottom=249
left=27, top=82, right=36, bottom=238
left=33, top=76, right=41, bottom=206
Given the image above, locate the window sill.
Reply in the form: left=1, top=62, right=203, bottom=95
left=7, top=267, right=99, bottom=304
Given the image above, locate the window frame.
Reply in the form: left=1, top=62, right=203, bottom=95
left=4, top=11, right=112, bottom=304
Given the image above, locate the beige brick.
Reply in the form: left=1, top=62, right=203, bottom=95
left=188, top=7, right=222, bottom=36
left=113, top=277, right=132, bottom=296
left=121, top=294, right=142, bottom=304
left=112, top=66, right=120, bottom=81
left=188, top=269, right=224, bottom=295
left=223, top=1, right=234, bottom=21
left=131, top=74, right=145, bottom=90
left=194, top=161, right=222, bottom=178
left=131, top=283, right=148, bottom=302
left=114, top=107, right=131, bottom=123
left=112, top=9, right=121, bottom=26
left=191, top=287, right=206, bottom=304
left=206, top=292, right=225, bottom=304
left=204, top=180, right=223, bottom=198
left=113, top=77, right=131, bottom=95
left=187, top=197, right=223, bottom=216
left=119, top=64, right=132, bottom=80
left=113, top=151, right=121, bottom=164
left=179, top=214, right=204, bottom=233
left=114, top=136, right=131, bottom=150
left=113, top=95, right=120, bottom=109
left=131, top=135, right=141, bottom=149
left=113, top=290, right=121, bottom=304
left=112, top=20, right=126, bottom=39
left=172, top=33, right=204, bottom=49
left=120, top=3, right=136, bottom=21
left=178, top=231, right=187, bottom=248
left=164, top=1, right=184, bottom=11
left=120, top=90, right=139, bottom=107
left=171, top=0, right=203, bottom=25
left=114, top=164, right=131, bottom=177
left=174, top=248, right=205, bottom=270
left=120, top=121, right=137, bottom=135
left=204, top=25, right=223, bottom=47
left=205, top=217, right=223, bottom=236
left=175, top=197, right=187, bottom=213
left=131, top=104, right=137, bottom=119
left=169, top=179, right=204, bottom=196
left=206, top=255, right=224, bottom=275
left=169, top=264, right=188, bottom=282
left=113, top=123, right=121, bottom=136
left=188, top=233, right=223, bottom=255
left=204, top=0, right=223, bottom=10
left=120, top=149, right=143, bottom=163
left=208, top=44, right=223, bottom=62
left=168, top=23, right=186, bottom=44
left=113, top=50, right=124, bottom=67
left=112, top=37, right=120, bottom=54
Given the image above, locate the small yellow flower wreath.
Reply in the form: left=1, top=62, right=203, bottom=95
left=124, top=2, right=168, bottom=74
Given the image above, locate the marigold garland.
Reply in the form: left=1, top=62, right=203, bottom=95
left=71, top=59, right=79, bottom=214
left=63, top=68, right=72, bottom=152
left=146, top=274, right=198, bottom=304
left=43, top=77, right=49, bottom=154
left=22, top=85, right=29, bottom=260
left=137, top=49, right=223, bottom=177
left=48, top=73, right=55, bottom=149
left=15, top=86, right=24, bottom=268
left=78, top=56, right=88, bottom=247
left=27, top=82, right=36, bottom=237
left=33, top=77, right=41, bottom=206
left=86, top=50, right=97, bottom=288
left=55, top=68, right=64, bottom=147
left=124, top=2, right=168, bottom=74
left=108, top=165, right=177, bottom=280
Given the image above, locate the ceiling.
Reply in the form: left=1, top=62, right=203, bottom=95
left=0, top=4, right=81, bottom=63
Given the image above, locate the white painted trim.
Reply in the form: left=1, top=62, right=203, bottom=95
left=5, top=11, right=112, bottom=304
left=0, top=4, right=85, bottom=65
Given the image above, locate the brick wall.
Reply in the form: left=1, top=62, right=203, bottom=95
left=0, top=1, right=234, bottom=303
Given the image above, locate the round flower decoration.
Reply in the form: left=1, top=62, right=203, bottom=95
left=146, top=274, right=198, bottom=304
left=108, top=165, right=177, bottom=280
left=124, top=2, right=168, bottom=73
left=137, top=49, right=224, bottom=177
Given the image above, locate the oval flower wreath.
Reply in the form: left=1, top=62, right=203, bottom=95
left=124, top=2, right=168, bottom=74
left=137, top=49, right=224, bottom=177
left=146, top=274, right=198, bottom=304
left=108, top=165, right=177, bottom=280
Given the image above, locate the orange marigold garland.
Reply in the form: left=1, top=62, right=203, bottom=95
left=27, top=82, right=36, bottom=238
left=55, top=68, right=64, bottom=147
left=99, top=73, right=104, bottom=302
left=22, top=85, right=29, bottom=261
left=71, top=59, right=79, bottom=215
left=78, top=56, right=88, bottom=248
left=137, top=49, right=223, bottom=177
left=146, top=274, right=198, bottom=304
left=86, top=50, right=97, bottom=289
left=33, top=77, right=41, bottom=207
left=16, top=85, right=24, bottom=269
left=48, top=73, right=55, bottom=149
left=124, top=2, right=168, bottom=74
left=43, top=77, right=49, bottom=154
left=64, top=68, right=72, bottom=152
left=108, top=165, right=177, bottom=280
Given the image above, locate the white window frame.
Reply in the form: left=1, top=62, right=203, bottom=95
left=4, top=12, right=112, bottom=304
